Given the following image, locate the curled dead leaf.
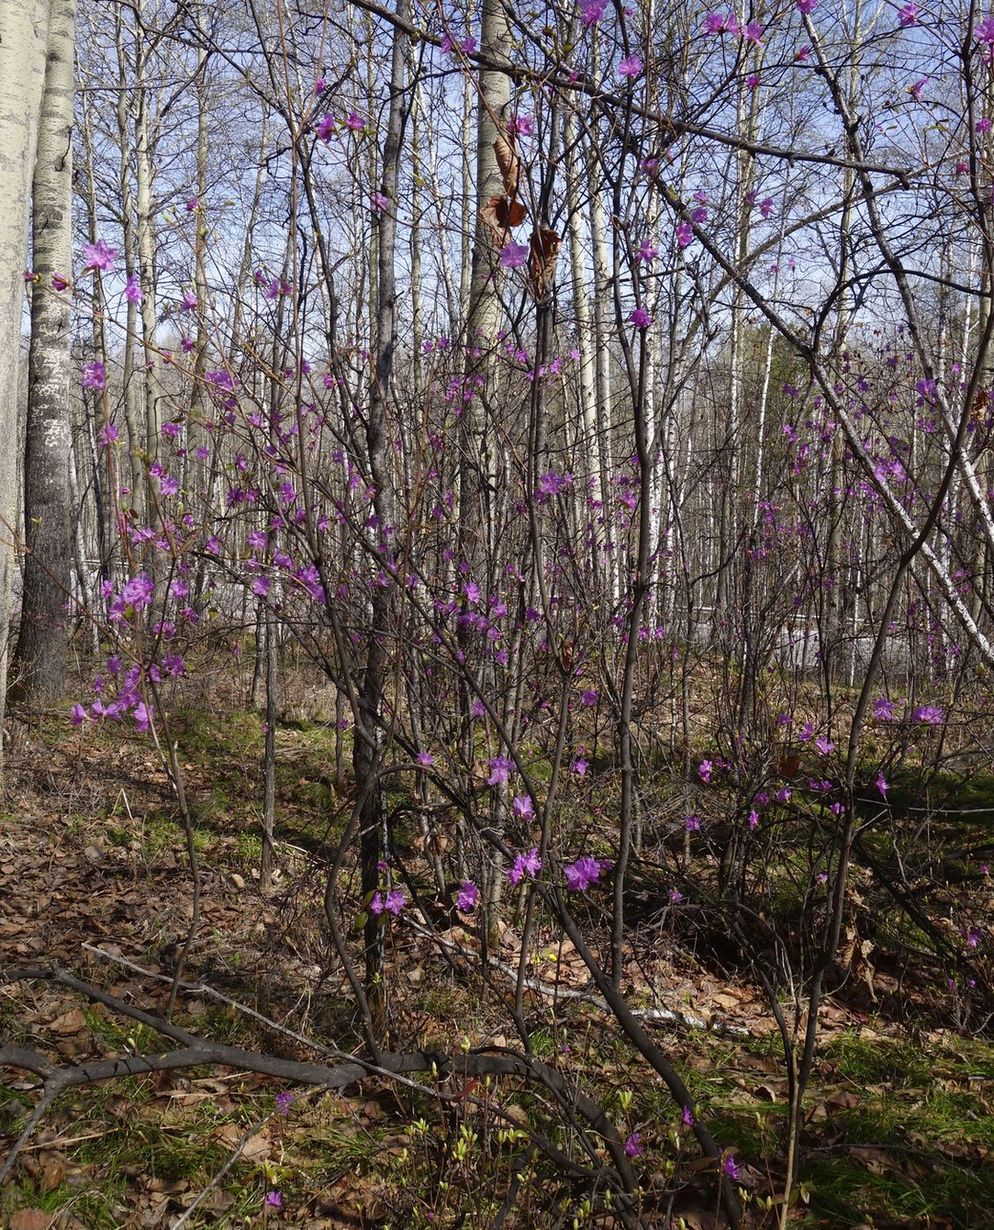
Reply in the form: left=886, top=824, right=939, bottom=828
left=493, top=133, right=519, bottom=198
left=529, top=227, right=560, bottom=297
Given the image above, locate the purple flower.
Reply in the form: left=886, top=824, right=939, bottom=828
left=371, top=192, right=390, bottom=213
left=675, top=222, right=693, bottom=248
left=82, top=239, right=117, bottom=273
left=913, top=705, right=945, bottom=725
left=416, top=751, right=435, bottom=768
left=581, top=689, right=599, bottom=706
left=122, top=573, right=154, bottom=610
left=276, top=1092, right=294, bottom=1114
left=98, top=423, right=119, bottom=448
left=70, top=703, right=88, bottom=727
left=82, top=361, right=106, bottom=392
left=978, top=15, right=994, bottom=43
left=578, top=0, right=606, bottom=25
left=513, top=793, right=534, bottom=818
left=876, top=770, right=888, bottom=797
left=722, top=1155, right=741, bottom=1181
left=133, top=702, right=151, bottom=733
left=508, top=113, right=533, bottom=136
left=456, top=881, right=479, bottom=911
left=635, top=237, right=658, bottom=263
left=617, top=54, right=643, bottom=78
left=624, top=1131, right=643, bottom=1157
left=344, top=111, right=365, bottom=131
left=385, top=888, right=406, bottom=915
left=684, top=814, right=702, bottom=832
left=743, top=19, right=764, bottom=41
left=815, top=737, right=834, bottom=755
left=265, top=1190, right=283, bottom=1208
left=682, top=1105, right=695, bottom=1127
left=572, top=756, right=589, bottom=775
left=796, top=0, right=816, bottom=11
left=698, top=759, right=713, bottom=784
left=898, top=1, right=918, bottom=24
left=499, top=241, right=529, bottom=270
left=316, top=113, right=335, bottom=141
left=873, top=696, right=896, bottom=720
left=507, top=847, right=541, bottom=886
left=252, top=576, right=271, bottom=598
left=564, top=855, right=603, bottom=892
left=629, top=307, right=652, bottom=330
left=487, top=755, right=514, bottom=786
left=125, top=275, right=144, bottom=304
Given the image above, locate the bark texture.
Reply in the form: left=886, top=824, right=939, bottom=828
left=13, top=0, right=75, bottom=708
left=0, top=0, right=52, bottom=762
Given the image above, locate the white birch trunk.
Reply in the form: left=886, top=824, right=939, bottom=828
left=0, top=0, right=51, bottom=766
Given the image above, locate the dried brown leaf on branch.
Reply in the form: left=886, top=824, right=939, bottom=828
left=529, top=227, right=561, bottom=297
left=480, top=196, right=528, bottom=249
left=493, top=133, right=519, bottom=198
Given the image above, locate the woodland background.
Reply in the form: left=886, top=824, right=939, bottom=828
left=3, top=0, right=994, bottom=1226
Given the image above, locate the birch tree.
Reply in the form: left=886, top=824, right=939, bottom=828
left=0, top=0, right=52, bottom=765
left=13, top=0, right=75, bottom=708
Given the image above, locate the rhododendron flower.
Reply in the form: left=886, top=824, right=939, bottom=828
left=682, top=1105, right=695, bottom=1126
left=898, top=1, right=918, bottom=24
left=316, top=113, right=335, bottom=141
left=685, top=814, right=702, bottom=832
left=617, top=54, right=643, bottom=78
left=416, top=751, right=434, bottom=767
left=371, top=192, right=390, bottom=212
left=122, top=573, right=154, bottom=610
left=508, top=113, right=533, bottom=136
left=876, top=770, right=888, bottom=797
left=125, top=275, right=143, bottom=304
left=499, top=241, right=529, bottom=270
left=344, top=111, right=365, bottom=131
left=564, top=855, right=603, bottom=891
left=180, top=290, right=198, bottom=311
left=82, top=361, right=106, bottom=391
left=913, top=705, right=944, bottom=724
left=698, top=759, right=713, bottom=783
left=70, top=703, right=88, bottom=726
left=51, top=272, right=69, bottom=291
left=581, top=688, right=599, bottom=705
left=635, top=236, right=658, bottom=263
left=82, top=238, right=117, bottom=273
left=513, top=793, right=534, bottom=818
left=873, top=696, right=896, bottom=720
left=507, top=848, right=542, bottom=885
left=630, top=307, right=652, bottom=329
left=676, top=221, right=693, bottom=248
left=487, top=755, right=514, bottom=786
left=624, top=1131, right=644, bottom=1157
left=743, top=19, right=764, bottom=41
left=456, top=881, right=479, bottom=911
left=977, top=14, right=994, bottom=43
left=265, top=1191, right=284, bottom=1209
left=723, top=1155, right=741, bottom=1180
left=578, top=0, right=607, bottom=25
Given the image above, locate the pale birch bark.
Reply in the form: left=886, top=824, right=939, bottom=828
left=13, top=0, right=75, bottom=708
left=0, top=0, right=51, bottom=765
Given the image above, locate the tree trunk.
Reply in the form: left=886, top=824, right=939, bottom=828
left=0, top=0, right=51, bottom=767
left=12, top=0, right=75, bottom=709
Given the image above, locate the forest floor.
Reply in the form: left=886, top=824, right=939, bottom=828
left=3, top=700, right=994, bottom=1229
